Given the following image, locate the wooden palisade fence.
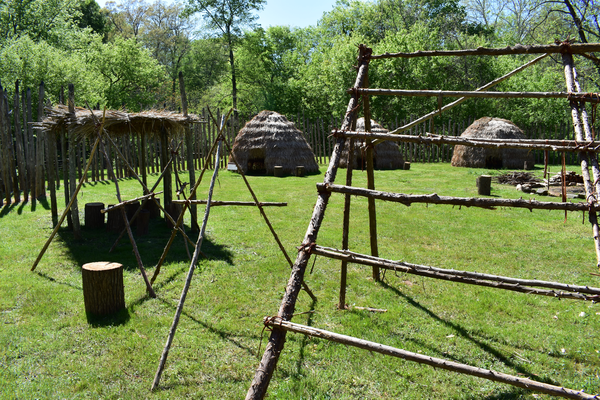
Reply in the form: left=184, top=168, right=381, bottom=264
left=0, top=81, right=580, bottom=209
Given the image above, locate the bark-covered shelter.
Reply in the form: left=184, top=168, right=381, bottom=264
left=339, top=118, right=404, bottom=170
left=451, top=117, right=535, bottom=170
left=229, top=110, right=319, bottom=175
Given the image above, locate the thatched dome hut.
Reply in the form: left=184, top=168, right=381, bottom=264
left=339, top=118, right=404, bottom=170
left=230, top=110, right=319, bottom=175
left=451, top=117, right=534, bottom=170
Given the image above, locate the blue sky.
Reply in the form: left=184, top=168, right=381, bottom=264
left=96, top=0, right=342, bottom=29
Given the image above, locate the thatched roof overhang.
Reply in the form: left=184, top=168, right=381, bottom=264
left=33, top=105, right=205, bottom=139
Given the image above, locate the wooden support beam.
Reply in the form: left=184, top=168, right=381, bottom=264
left=370, top=42, right=600, bottom=59
left=312, top=245, right=600, bottom=300
left=264, top=317, right=598, bottom=400
left=318, top=183, right=595, bottom=212
left=179, top=72, right=199, bottom=232
left=562, top=52, right=600, bottom=269
left=350, top=88, right=600, bottom=102
left=171, top=200, right=287, bottom=207
left=102, top=192, right=163, bottom=213
left=336, top=130, right=600, bottom=153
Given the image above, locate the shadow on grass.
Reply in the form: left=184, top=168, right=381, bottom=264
left=86, top=307, right=131, bottom=327
left=35, top=270, right=82, bottom=291
left=153, top=296, right=258, bottom=356
left=379, top=280, right=560, bottom=387
left=295, top=299, right=317, bottom=376
left=55, top=217, right=234, bottom=272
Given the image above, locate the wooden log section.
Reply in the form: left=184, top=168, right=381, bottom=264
left=85, top=202, right=105, bottom=229
left=350, top=88, right=600, bottom=103
left=318, top=183, right=596, bottom=212
left=137, top=209, right=150, bottom=236
left=477, top=175, right=492, bottom=196
left=312, top=245, right=600, bottom=299
left=171, top=200, right=287, bottom=207
left=264, top=317, right=598, bottom=400
left=245, top=44, right=372, bottom=400
left=370, top=42, right=600, bottom=59
left=82, top=262, right=125, bottom=316
left=337, top=131, right=600, bottom=153
left=106, top=205, right=125, bottom=233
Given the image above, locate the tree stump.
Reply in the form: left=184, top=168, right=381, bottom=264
left=477, top=175, right=492, bottom=196
left=165, top=203, right=182, bottom=229
left=125, top=200, right=140, bottom=228
left=295, top=166, right=305, bottom=177
left=106, top=205, right=125, bottom=233
left=137, top=209, right=150, bottom=236
left=274, top=166, right=284, bottom=177
left=144, top=198, right=161, bottom=219
left=403, top=162, right=411, bottom=170
left=82, top=262, right=125, bottom=316
left=85, top=202, right=105, bottom=229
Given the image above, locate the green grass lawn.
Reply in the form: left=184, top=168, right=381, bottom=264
left=1, top=163, right=599, bottom=399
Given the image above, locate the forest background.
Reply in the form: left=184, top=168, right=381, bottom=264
left=1, top=0, right=599, bottom=129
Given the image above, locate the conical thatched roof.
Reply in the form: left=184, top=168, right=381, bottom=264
left=33, top=105, right=203, bottom=140
left=451, top=117, right=534, bottom=170
left=339, top=118, right=404, bottom=170
left=229, top=110, right=319, bottom=175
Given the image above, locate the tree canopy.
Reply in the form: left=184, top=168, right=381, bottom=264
left=0, top=0, right=596, bottom=127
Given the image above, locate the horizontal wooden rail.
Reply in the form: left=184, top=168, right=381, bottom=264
left=370, top=43, right=600, bottom=59
left=101, top=191, right=162, bottom=213
left=317, top=183, right=595, bottom=212
left=171, top=200, right=287, bottom=207
left=349, top=88, right=600, bottom=103
left=334, top=130, right=600, bottom=153
left=313, top=245, right=600, bottom=296
left=264, top=317, right=599, bottom=399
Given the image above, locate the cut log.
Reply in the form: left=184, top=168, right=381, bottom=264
left=477, top=175, right=492, bottom=196
left=165, top=202, right=182, bottom=229
left=274, top=166, right=284, bottom=177
left=82, top=262, right=125, bottom=316
left=144, top=198, right=161, bottom=219
left=137, top=209, right=150, bottom=236
left=403, top=162, right=411, bottom=170
left=295, top=166, right=305, bottom=177
left=125, top=200, right=140, bottom=228
left=85, top=202, right=105, bottom=229
left=106, top=205, right=125, bottom=233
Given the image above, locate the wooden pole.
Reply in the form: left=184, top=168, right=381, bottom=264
left=339, top=122, right=356, bottom=309
left=350, top=88, right=600, bottom=102
left=13, top=81, right=28, bottom=201
left=318, top=183, right=595, bottom=212
left=313, top=245, right=600, bottom=300
left=0, top=85, right=11, bottom=206
left=370, top=42, right=600, bottom=59
left=179, top=72, right=198, bottom=232
left=68, top=84, right=81, bottom=239
left=31, top=136, right=101, bottom=271
left=36, top=82, right=45, bottom=199
left=245, top=44, right=372, bottom=400
left=265, top=317, right=598, bottom=400
left=151, top=122, right=224, bottom=391
left=171, top=200, right=286, bottom=207
left=562, top=51, right=600, bottom=268
left=363, top=73, right=379, bottom=282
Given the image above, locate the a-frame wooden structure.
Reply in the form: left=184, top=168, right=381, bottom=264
left=246, top=42, right=600, bottom=399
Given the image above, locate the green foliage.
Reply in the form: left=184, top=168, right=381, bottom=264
left=88, top=36, right=165, bottom=110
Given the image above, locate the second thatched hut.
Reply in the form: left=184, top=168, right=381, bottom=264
left=230, top=110, right=319, bottom=175
left=339, top=118, right=404, bottom=170
left=451, top=117, right=534, bottom=170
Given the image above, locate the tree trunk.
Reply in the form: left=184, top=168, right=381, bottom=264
left=82, top=262, right=125, bottom=316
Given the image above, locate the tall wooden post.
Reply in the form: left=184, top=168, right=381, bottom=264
left=363, top=73, right=380, bottom=281
left=68, top=84, right=81, bottom=239
left=13, top=81, right=27, bottom=202
left=36, top=82, right=45, bottom=199
left=0, top=85, right=12, bottom=206
left=160, top=126, right=172, bottom=211
left=179, top=72, right=198, bottom=231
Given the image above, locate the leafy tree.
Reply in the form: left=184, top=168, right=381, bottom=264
left=105, top=0, right=149, bottom=40
left=184, top=0, right=265, bottom=116
left=75, top=0, right=109, bottom=39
